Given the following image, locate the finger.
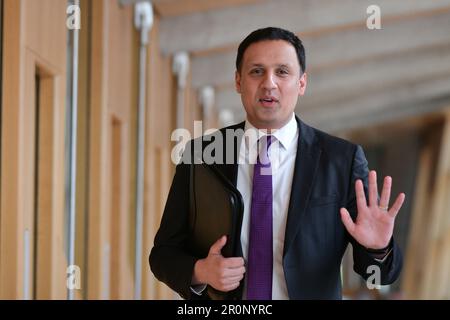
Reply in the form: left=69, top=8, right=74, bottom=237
left=355, top=179, right=367, bottom=212
left=379, top=176, right=392, bottom=209
left=224, top=266, right=246, bottom=277
left=222, top=257, right=245, bottom=268
left=340, top=208, right=356, bottom=238
left=209, top=235, right=227, bottom=255
left=368, top=170, right=378, bottom=207
left=222, top=282, right=241, bottom=292
left=223, top=274, right=244, bottom=285
left=388, top=193, right=405, bottom=218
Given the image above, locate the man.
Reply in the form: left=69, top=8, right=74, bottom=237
left=150, top=27, right=405, bottom=299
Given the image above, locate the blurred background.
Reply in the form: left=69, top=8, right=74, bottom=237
left=1, top=0, right=449, bottom=300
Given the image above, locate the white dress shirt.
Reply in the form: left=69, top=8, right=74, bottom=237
left=237, top=114, right=298, bottom=300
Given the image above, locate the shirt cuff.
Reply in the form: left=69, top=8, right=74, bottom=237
left=373, top=247, right=393, bottom=264
left=190, top=284, right=207, bottom=296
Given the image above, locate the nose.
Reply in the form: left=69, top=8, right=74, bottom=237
left=261, top=72, right=277, bottom=90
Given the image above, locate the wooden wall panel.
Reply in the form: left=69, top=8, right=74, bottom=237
left=1, top=0, right=67, bottom=299
left=87, top=0, right=138, bottom=299
left=74, top=0, right=91, bottom=300
left=142, top=15, right=177, bottom=300
left=87, top=0, right=111, bottom=299
left=403, top=111, right=450, bottom=299
left=425, top=111, right=450, bottom=299
left=1, top=0, right=25, bottom=299
left=0, top=0, right=200, bottom=300
left=35, top=71, right=66, bottom=299
left=403, top=137, right=435, bottom=298
left=107, top=0, right=135, bottom=300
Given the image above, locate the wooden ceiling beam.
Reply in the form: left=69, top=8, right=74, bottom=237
left=152, top=0, right=264, bottom=17
left=191, top=9, right=450, bottom=88
left=159, top=0, right=450, bottom=55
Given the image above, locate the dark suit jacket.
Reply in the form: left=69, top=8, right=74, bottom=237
left=150, top=116, right=402, bottom=299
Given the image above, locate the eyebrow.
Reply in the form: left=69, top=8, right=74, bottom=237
left=249, top=63, right=292, bottom=69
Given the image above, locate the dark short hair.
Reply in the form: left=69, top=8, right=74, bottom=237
left=236, top=27, right=306, bottom=74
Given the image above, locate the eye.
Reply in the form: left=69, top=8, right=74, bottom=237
left=277, top=69, right=289, bottom=76
left=250, top=68, right=263, bottom=75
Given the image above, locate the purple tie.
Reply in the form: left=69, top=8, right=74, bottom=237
left=247, top=135, right=273, bottom=300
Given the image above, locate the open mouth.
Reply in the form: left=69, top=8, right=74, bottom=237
left=259, top=97, right=279, bottom=106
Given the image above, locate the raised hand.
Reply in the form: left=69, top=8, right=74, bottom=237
left=340, top=170, right=405, bottom=249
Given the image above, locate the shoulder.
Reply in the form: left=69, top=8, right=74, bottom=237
left=299, top=118, right=361, bottom=160
left=299, top=120, right=369, bottom=176
left=315, top=127, right=356, bottom=153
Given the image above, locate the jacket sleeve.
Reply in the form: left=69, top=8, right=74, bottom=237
left=346, top=145, right=403, bottom=285
left=149, top=152, right=198, bottom=299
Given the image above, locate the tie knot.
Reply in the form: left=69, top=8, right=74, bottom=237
left=260, top=135, right=274, bottom=152
left=257, top=135, right=274, bottom=167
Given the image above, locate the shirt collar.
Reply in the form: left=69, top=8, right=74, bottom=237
left=244, top=113, right=298, bottom=150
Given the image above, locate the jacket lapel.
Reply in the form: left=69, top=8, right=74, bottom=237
left=283, top=117, right=322, bottom=257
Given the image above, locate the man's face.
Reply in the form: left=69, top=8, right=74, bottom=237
left=235, top=40, right=307, bottom=130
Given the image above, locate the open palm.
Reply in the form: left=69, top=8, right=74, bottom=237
left=340, top=170, right=405, bottom=249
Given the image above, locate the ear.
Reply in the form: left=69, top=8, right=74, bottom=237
left=235, top=71, right=242, bottom=94
left=298, top=72, right=307, bottom=96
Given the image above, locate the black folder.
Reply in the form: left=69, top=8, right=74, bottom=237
left=188, top=163, right=244, bottom=299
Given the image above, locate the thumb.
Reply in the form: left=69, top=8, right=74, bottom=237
left=340, top=208, right=356, bottom=237
left=209, top=235, right=227, bottom=255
